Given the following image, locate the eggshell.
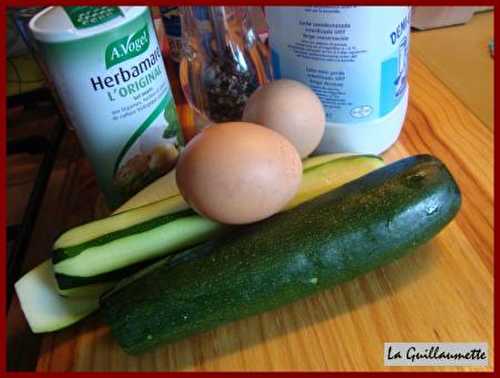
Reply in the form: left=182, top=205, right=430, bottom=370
left=242, top=79, right=326, bottom=158
left=176, top=122, right=302, bottom=224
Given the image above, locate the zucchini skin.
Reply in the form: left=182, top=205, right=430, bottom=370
left=55, top=256, right=165, bottom=290
left=100, top=155, right=461, bottom=354
left=53, top=209, right=196, bottom=264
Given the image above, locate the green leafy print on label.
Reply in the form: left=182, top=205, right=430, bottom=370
left=105, top=23, right=150, bottom=69
left=163, top=99, right=184, bottom=145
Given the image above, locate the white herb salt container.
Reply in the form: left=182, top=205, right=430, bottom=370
left=30, top=6, right=183, bottom=208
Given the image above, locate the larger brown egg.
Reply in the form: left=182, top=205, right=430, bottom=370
left=176, top=122, right=302, bottom=224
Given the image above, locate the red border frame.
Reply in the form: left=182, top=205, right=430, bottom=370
left=3, top=1, right=497, bottom=375
left=1, top=3, right=7, bottom=373
left=3, top=1, right=499, bottom=6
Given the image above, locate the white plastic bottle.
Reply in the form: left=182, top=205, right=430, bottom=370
left=265, top=6, right=411, bottom=154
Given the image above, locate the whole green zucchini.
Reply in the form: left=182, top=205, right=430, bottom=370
left=100, top=155, right=461, bottom=354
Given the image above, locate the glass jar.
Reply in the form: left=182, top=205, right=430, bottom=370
left=179, top=6, right=272, bottom=125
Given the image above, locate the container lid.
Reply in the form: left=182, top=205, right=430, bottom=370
left=29, top=6, right=147, bottom=43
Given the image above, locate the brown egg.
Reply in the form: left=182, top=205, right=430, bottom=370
left=176, top=122, right=302, bottom=224
left=242, top=79, right=326, bottom=158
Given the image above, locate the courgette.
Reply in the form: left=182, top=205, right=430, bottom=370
left=54, top=154, right=384, bottom=296
left=115, top=168, right=181, bottom=213
left=14, top=260, right=99, bottom=333
left=286, top=154, right=383, bottom=209
left=100, top=155, right=461, bottom=354
left=54, top=194, right=189, bottom=250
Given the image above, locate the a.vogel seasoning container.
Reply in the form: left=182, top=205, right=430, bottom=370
left=30, top=6, right=184, bottom=208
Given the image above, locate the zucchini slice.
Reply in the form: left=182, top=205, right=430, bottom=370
left=286, top=154, right=384, bottom=209
left=301, top=152, right=356, bottom=170
left=54, top=212, right=223, bottom=277
left=115, top=168, right=181, bottom=213
left=54, top=194, right=188, bottom=250
left=14, top=260, right=99, bottom=333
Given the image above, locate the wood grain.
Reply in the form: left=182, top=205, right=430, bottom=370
left=411, top=11, right=494, bottom=129
left=32, top=53, right=493, bottom=371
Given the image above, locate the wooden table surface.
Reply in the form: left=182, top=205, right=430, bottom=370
left=8, top=51, right=493, bottom=371
left=411, top=11, right=494, bottom=129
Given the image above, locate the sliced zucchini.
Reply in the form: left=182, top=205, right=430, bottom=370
left=14, top=260, right=99, bottom=333
left=117, top=154, right=362, bottom=213
left=302, top=152, right=356, bottom=170
left=115, top=168, right=181, bottom=213
left=54, top=211, right=223, bottom=277
left=286, top=154, right=384, bottom=209
left=57, top=282, right=116, bottom=297
left=54, top=194, right=188, bottom=250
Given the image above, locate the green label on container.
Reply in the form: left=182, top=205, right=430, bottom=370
left=105, top=23, right=150, bottom=68
left=64, top=6, right=123, bottom=29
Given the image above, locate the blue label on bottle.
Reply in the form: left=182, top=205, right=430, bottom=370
left=379, top=35, right=408, bottom=117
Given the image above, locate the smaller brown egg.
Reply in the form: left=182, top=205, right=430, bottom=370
left=176, top=122, right=302, bottom=224
left=242, top=79, right=326, bottom=158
